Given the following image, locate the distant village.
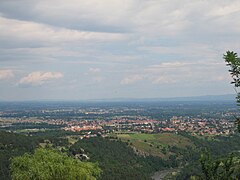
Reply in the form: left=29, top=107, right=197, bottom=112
left=0, top=114, right=236, bottom=137
left=0, top=103, right=237, bottom=137
left=63, top=116, right=235, bottom=136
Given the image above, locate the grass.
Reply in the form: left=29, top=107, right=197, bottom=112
left=66, top=136, right=80, bottom=144
left=109, top=133, right=194, bottom=158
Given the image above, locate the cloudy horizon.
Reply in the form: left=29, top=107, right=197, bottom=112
left=0, top=0, right=240, bottom=101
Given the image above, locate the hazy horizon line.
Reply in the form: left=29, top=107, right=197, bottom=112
left=0, top=94, right=236, bottom=102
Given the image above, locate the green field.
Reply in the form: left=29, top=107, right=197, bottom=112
left=109, top=133, right=194, bottom=158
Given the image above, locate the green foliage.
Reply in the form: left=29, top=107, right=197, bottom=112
left=171, top=133, right=240, bottom=179
left=0, top=131, right=39, bottom=180
left=176, top=152, right=240, bottom=180
left=223, top=51, right=240, bottom=132
left=112, top=133, right=193, bottom=158
left=224, top=51, right=240, bottom=87
left=11, top=148, right=101, bottom=180
left=198, top=152, right=240, bottom=180
left=70, top=137, right=169, bottom=180
left=1, top=129, right=239, bottom=180
left=200, top=152, right=222, bottom=180
left=180, top=133, right=240, bottom=156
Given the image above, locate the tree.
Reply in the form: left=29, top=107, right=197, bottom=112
left=10, top=148, right=101, bottom=180
left=198, top=152, right=240, bottom=180
left=223, top=51, right=240, bottom=132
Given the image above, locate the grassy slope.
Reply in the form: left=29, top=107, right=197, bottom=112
left=110, top=133, right=193, bottom=158
left=70, top=137, right=166, bottom=180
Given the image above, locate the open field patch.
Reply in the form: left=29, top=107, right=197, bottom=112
left=109, top=133, right=194, bottom=158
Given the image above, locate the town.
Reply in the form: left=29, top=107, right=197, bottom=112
left=0, top=112, right=236, bottom=137
left=0, top=101, right=237, bottom=138
left=63, top=115, right=236, bottom=136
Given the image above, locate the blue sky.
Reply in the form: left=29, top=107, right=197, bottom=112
left=0, top=0, right=240, bottom=101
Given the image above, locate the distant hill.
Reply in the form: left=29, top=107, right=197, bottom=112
left=154, top=94, right=236, bottom=102
left=0, top=94, right=236, bottom=103
left=91, top=94, right=236, bottom=102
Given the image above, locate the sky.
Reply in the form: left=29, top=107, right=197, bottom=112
left=0, top=0, right=240, bottom=101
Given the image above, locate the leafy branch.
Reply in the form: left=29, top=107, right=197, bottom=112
left=223, top=51, right=240, bottom=132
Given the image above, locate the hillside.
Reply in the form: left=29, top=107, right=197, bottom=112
left=0, top=130, right=240, bottom=179
left=110, top=133, right=193, bottom=158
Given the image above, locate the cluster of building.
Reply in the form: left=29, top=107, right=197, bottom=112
left=63, top=116, right=236, bottom=136
left=0, top=114, right=236, bottom=136
left=162, top=116, right=235, bottom=135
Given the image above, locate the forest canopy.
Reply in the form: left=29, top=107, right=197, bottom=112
left=10, top=148, right=101, bottom=180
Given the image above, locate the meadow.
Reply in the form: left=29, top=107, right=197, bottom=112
left=109, top=133, right=193, bottom=158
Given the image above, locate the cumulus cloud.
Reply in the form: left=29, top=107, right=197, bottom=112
left=151, top=76, right=176, bottom=84
left=89, top=68, right=101, bottom=73
left=119, top=59, right=229, bottom=86
left=0, top=69, right=14, bottom=80
left=18, top=71, right=63, bottom=86
left=85, top=68, right=104, bottom=83
left=139, top=43, right=218, bottom=59
left=207, top=2, right=240, bottom=17
left=121, top=74, right=143, bottom=85
left=144, top=61, right=229, bottom=85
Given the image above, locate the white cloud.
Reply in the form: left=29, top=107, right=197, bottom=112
left=19, top=71, right=63, bottom=86
left=121, top=74, right=143, bottom=85
left=0, top=16, right=126, bottom=47
left=151, top=76, right=176, bottom=84
left=33, top=0, right=135, bottom=29
left=144, top=60, right=229, bottom=85
left=119, top=59, right=229, bottom=86
left=139, top=43, right=219, bottom=59
left=89, top=68, right=101, bottom=73
left=86, top=68, right=104, bottom=83
left=0, top=69, right=14, bottom=80
left=207, top=2, right=240, bottom=17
